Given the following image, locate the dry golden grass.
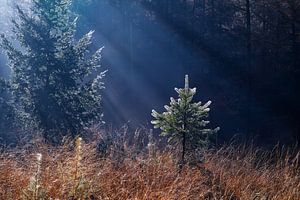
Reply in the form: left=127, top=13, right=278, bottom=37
left=0, top=137, right=299, bottom=200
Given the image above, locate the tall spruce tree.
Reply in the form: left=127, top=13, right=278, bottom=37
left=151, top=75, right=219, bottom=166
left=0, top=0, right=106, bottom=142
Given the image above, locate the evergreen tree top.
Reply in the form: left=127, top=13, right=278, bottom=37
left=151, top=74, right=219, bottom=143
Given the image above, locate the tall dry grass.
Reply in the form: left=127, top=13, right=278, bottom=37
left=0, top=133, right=299, bottom=200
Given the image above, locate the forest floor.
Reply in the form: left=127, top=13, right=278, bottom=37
left=0, top=133, right=299, bottom=200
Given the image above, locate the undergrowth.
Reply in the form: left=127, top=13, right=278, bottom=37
left=0, top=130, right=299, bottom=200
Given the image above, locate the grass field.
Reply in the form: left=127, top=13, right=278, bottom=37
left=0, top=133, right=299, bottom=200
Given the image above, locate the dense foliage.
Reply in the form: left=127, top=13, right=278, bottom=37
left=0, top=77, right=17, bottom=143
left=0, top=0, right=106, bottom=142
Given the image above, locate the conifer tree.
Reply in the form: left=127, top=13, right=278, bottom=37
left=0, top=77, right=16, bottom=142
left=0, top=0, right=106, bottom=142
left=151, top=75, right=219, bottom=166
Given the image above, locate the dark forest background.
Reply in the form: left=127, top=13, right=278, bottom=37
left=1, top=0, right=300, bottom=145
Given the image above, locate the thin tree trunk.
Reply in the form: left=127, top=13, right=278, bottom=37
left=275, top=1, right=281, bottom=72
left=261, top=0, right=267, bottom=73
left=181, top=132, right=186, bottom=169
left=246, top=0, right=252, bottom=71
left=246, top=0, right=253, bottom=135
left=289, top=0, right=298, bottom=71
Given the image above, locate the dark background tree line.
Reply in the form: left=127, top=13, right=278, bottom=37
left=0, top=0, right=299, bottom=144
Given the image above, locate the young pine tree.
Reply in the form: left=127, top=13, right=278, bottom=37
left=151, top=75, right=219, bottom=166
left=0, top=0, right=106, bottom=142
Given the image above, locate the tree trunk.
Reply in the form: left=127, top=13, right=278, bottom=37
left=261, top=0, right=267, bottom=73
left=289, top=0, right=298, bottom=71
left=181, top=132, right=186, bottom=170
left=181, top=105, right=188, bottom=170
left=246, top=0, right=252, bottom=71
left=245, top=0, right=253, bottom=136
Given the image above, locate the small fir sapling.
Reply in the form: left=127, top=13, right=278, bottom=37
left=151, top=75, right=220, bottom=167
